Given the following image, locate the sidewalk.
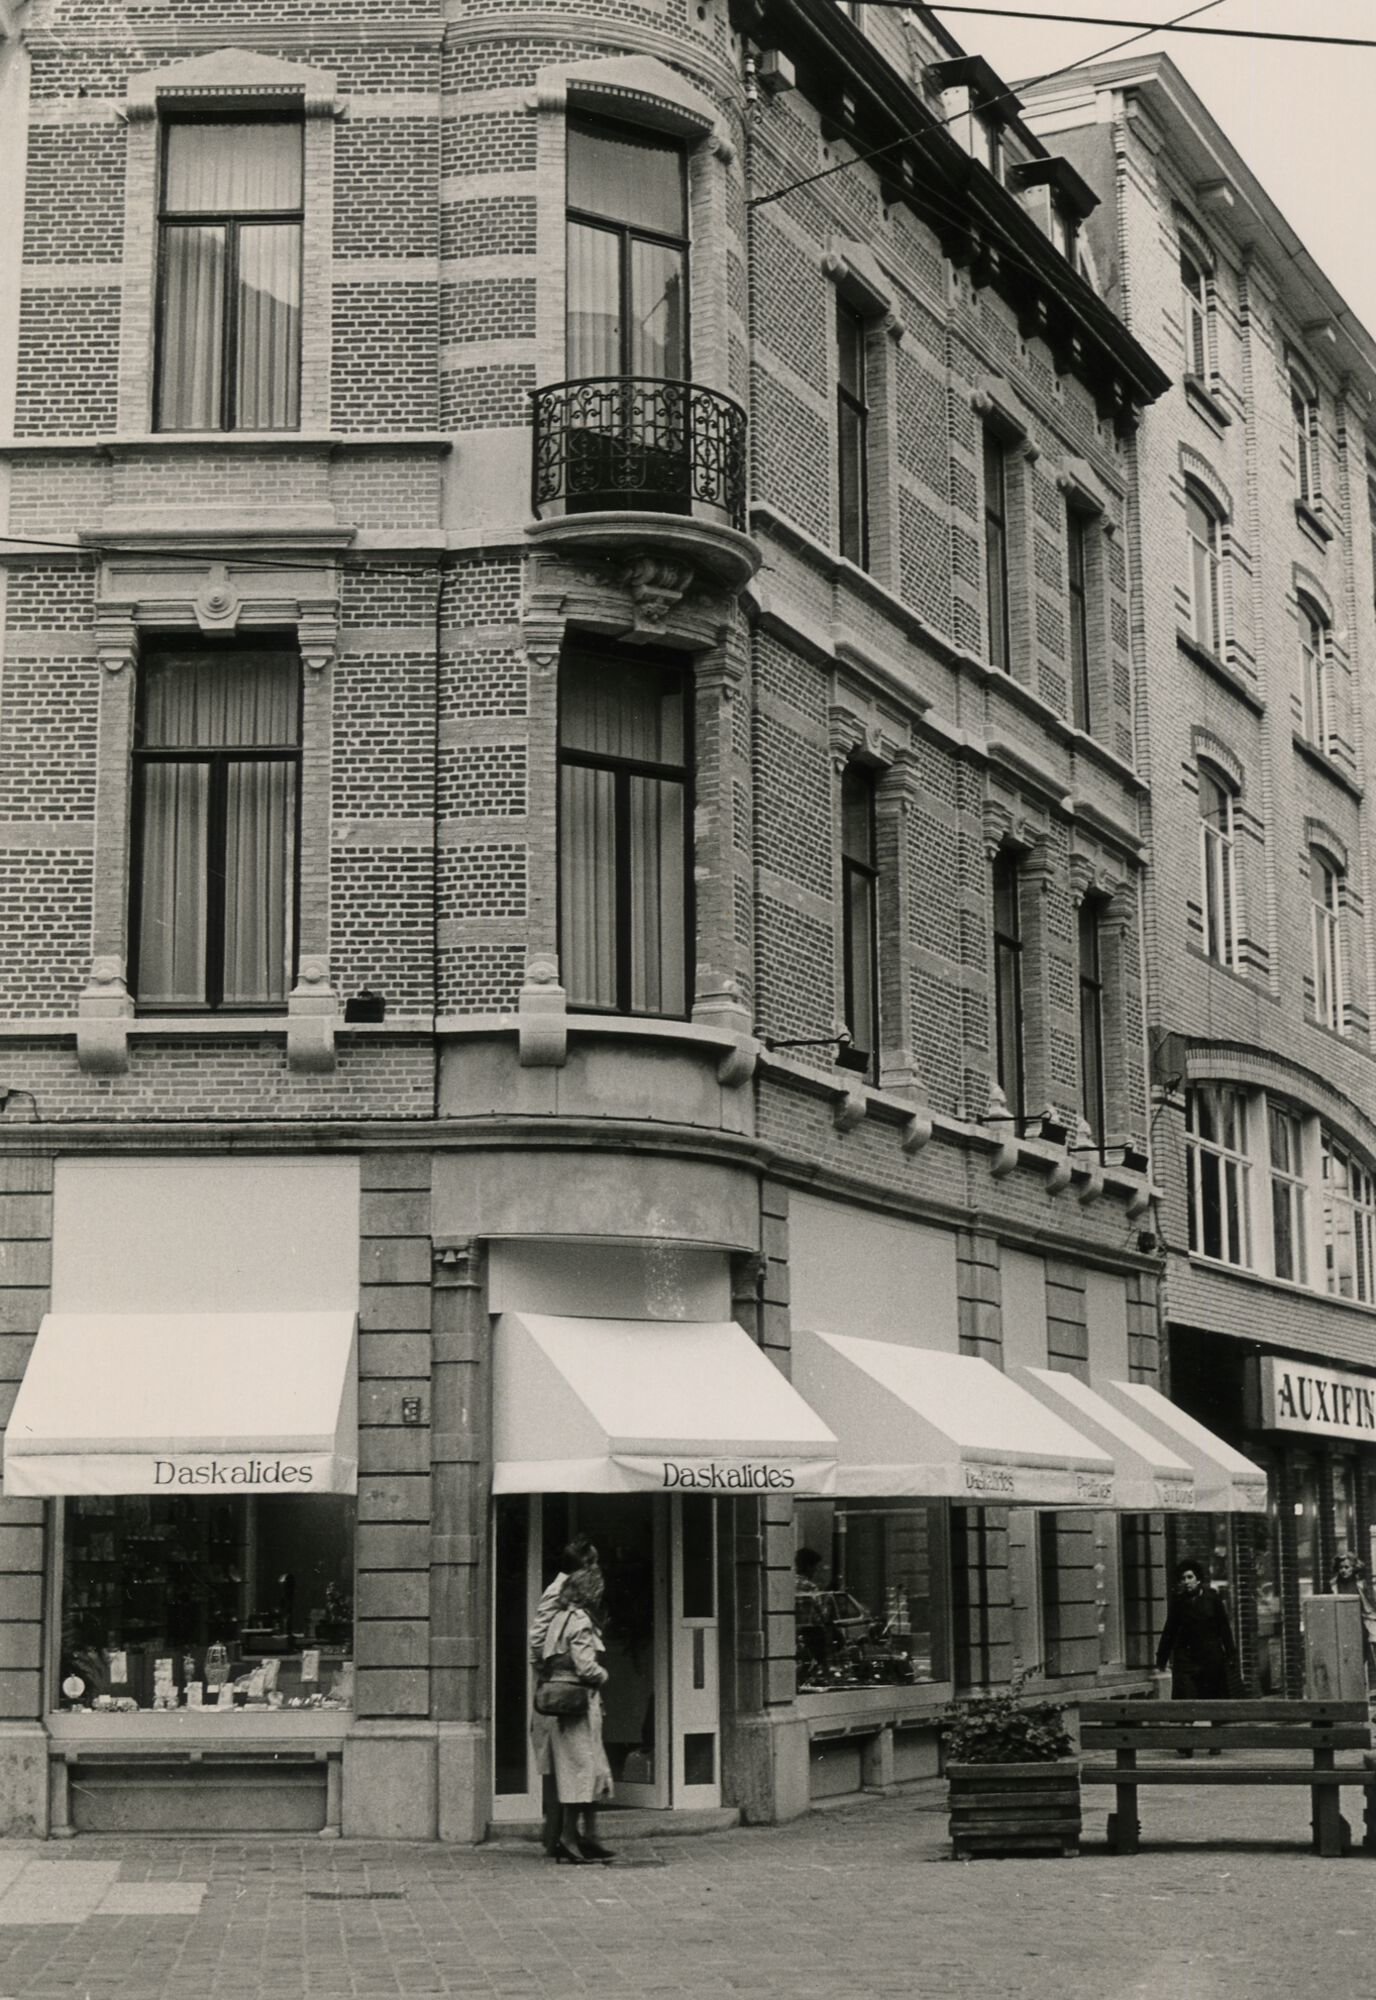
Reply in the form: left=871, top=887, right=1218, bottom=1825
left=0, top=1776, right=1369, bottom=2000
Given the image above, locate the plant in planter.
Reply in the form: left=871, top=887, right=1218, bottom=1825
left=940, top=1669, right=1081, bottom=1859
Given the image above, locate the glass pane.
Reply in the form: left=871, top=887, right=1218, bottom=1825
left=1272, top=1178, right=1296, bottom=1281
left=236, top=223, right=301, bottom=430
left=838, top=400, right=867, bottom=565
left=60, top=1493, right=354, bottom=1714
left=1198, top=1148, right=1223, bottom=1260
left=680, top=1496, right=715, bottom=1619
left=560, top=653, right=684, bottom=765
left=793, top=1499, right=945, bottom=1689
left=158, top=225, right=226, bottom=431
left=222, top=760, right=294, bottom=1005
left=986, top=520, right=1009, bottom=669
left=559, top=763, right=617, bottom=1008
left=844, top=863, right=877, bottom=1059
left=567, top=120, right=685, bottom=236
left=841, top=764, right=874, bottom=865
left=837, top=301, right=865, bottom=400
left=164, top=122, right=303, bottom=213
left=1293, top=1460, right=1320, bottom=1599
left=140, top=651, right=299, bottom=750
left=629, top=238, right=686, bottom=380
left=137, top=761, right=209, bottom=1006
left=493, top=1496, right=531, bottom=1795
left=567, top=220, right=622, bottom=377
left=628, top=774, right=686, bottom=1015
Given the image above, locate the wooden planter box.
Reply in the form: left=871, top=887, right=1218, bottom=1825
left=947, top=1758, right=1081, bottom=1858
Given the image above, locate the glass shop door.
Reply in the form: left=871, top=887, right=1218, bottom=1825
left=670, top=1494, right=721, bottom=1805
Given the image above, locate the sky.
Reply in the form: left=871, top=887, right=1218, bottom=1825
left=925, top=0, right=1376, bottom=333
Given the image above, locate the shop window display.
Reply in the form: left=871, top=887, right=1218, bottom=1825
left=59, top=1495, right=355, bottom=1716
left=794, top=1499, right=948, bottom=1691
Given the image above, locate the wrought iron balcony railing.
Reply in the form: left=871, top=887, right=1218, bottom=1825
left=531, top=376, right=748, bottom=533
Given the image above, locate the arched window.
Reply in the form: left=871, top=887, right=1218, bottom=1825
left=1298, top=597, right=1330, bottom=753
left=1197, top=763, right=1236, bottom=968
left=1310, top=848, right=1344, bottom=1032
left=1185, top=479, right=1224, bottom=656
left=1180, top=249, right=1209, bottom=380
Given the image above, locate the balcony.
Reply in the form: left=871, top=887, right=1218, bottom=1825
left=528, top=376, right=758, bottom=592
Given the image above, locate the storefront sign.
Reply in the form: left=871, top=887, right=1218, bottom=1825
left=1258, top=1357, right=1376, bottom=1441
left=611, top=1455, right=836, bottom=1494
left=3, top=1450, right=355, bottom=1496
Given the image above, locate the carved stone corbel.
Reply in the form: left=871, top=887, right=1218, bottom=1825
left=77, top=953, right=133, bottom=1075
left=518, top=953, right=568, bottom=1067
left=288, top=953, right=337, bottom=1074
left=833, top=1079, right=867, bottom=1134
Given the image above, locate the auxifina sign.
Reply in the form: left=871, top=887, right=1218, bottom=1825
left=1259, top=1357, right=1376, bottom=1442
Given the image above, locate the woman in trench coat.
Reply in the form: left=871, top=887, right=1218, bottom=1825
left=531, top=1565, right=614, bottom=1863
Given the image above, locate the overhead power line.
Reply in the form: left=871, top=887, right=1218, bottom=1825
left=923, top=5, right=1376, bottom=48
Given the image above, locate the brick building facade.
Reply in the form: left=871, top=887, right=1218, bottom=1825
left=1024, top=56, right=1376, bottom=1694
left=0, top=0, right=1196, bottom=1841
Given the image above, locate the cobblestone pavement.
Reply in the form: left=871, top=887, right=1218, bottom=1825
left=0, top=1777, right=1371, bottom=2000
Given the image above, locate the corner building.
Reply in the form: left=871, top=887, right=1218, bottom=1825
left=0, top=0, right=1239, bottom=1843
left=1022, top=56, right=1376, bottom=1693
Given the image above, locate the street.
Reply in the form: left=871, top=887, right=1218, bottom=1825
left=0, top=1780, right=1364, bottom=2000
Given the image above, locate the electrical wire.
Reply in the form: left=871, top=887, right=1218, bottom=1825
left=747, top=0, right=1226, bottom=210
left=922, top=6, right=1376, bottom=49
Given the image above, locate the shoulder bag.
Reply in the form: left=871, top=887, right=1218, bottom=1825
left=533, top=1611, right=589, bottom=1718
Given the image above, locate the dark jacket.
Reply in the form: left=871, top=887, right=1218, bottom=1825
left=1156, top=1583, right=1237, bottom=1697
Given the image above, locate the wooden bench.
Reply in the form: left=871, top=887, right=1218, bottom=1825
left=1079, top=1700, right=1376, bottom=1858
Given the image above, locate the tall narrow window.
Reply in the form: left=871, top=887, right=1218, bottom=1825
left=1185, top=481, right=1223, bottom=656
left=1291, top=367, right=1319, bottom=509
left=131, top=645, right=300, bottom=1009
left=836, top=300, right=870, bottom=568
left=1078, top=900, right=1106, bottom=1148
left=1067, top=505, right=1092, bottom=731
left=1299, top=599, right=1330, bottom=752
left=566, top=116, right=688, bottom=381
left=984, top=429, right=1011, bottom=673
left=155, top=120, right=303, bottom=433
left=1197, top=764, right=1236, bottom=969
left=1323, top=1132, right=1376, bottom=1303
left=977, top=114, right=1003, bottom=182
left=1185, top=1085, right=1250, bottom=1268
left=992, top=850, right=1024, bottom=1122
left=1268, top=1103, right=1307, bottom=1285
left=558, top=645, right=691, bottom=1019
left=1180, top=250, right=1209, bottom=380
left=1311, top=849, right=1343, bottom=1032
left=840, top=763, right=879, bottom=1076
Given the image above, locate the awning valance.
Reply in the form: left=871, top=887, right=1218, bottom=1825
left=3, top=1312, right=358, bottom=1497
left=1015, top=1367, right=1196, bottom=1511
left=491, top=1312, right=838, bottom=1495
left=790, top=1329, right=1117, bottom=1505
left=1101, top=1379, right=1268, bottom=1514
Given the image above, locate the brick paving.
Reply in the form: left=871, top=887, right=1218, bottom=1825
left=0, top=1778, right=1370, bottom=2000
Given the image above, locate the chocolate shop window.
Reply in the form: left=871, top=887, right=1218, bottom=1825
left=58, top=1495, right=355, bottom=1716
left=794, top=1499, right=949, bottom=1692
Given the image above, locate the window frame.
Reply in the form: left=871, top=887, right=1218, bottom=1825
left=836, top=296, right=870, bottom=569
left=1322, top=1130, right=1376, bottom=1304
left=1180, top=249, right=1209, bottom=381
left=992, top=848, right=1025, bottom=1123
left=1185, top=479, right=1224, bottom=657
left=1268, top=1102, right=1308, bottom=1286
left=1077, top=898, right=1106, bottom=1150
left=1197, top=763, right=1237, bottom=970
left=152, top=113, right=305, bottom=435
left=1310, top=848, right=1344, bottom=1033
left=127, top=639, right=304, bottom=1014
left=1066, top=502, right=1092, bottom=732
left=983, top=428, right=1012, bottom=674
left=556, top=642, right=695, bottom=1022
left=839, top=761, right=880, bottom=1078
left=1291, top=365, right=1320, bottom=511
left=1185, top=1084, right=1252, bottom=1269
left=565, top=112, right=691, bottom=383
left=1298, top=597, right=1331, bottom=754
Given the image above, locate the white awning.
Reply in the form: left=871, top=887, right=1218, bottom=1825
left=1101, top=1379, right=1268, bottom=1513
left=491, top=1312, right=838, bottom=1495
left=1015, top=1368, right=1197, bottom=1511
left=790, top=1329, right=1117, bottom=1504
left=3, top=1312, right=358, bottom=1497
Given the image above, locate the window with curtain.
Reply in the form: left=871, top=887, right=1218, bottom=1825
left=1067, top=504, right=1092, bottom=731
left=840, top=762, right=879, bottom=1077
left=1197, top=763, right=1236, bottom=968
left=1269, top=1103, right=1307, bottom=1285
left=1180, top=249, right=1209, bottom=380
left=992, top=849, right=1024, bottom=1123
left=1185, top=479, right=1223, bottom=656
left=983, top=428, right=1011, bottom=673
left=155, top=119, right=303, bottom=432
left=1310, top=849, right=1344, bottom=1032
left=1078, top=899, right=1106, bottom=1148
left=131, top=645, right=300, bottom=1010
left=566, top=116, right=688, bottom=381
left=1323, top=1132, right=1376, bottom=1303
left=1185, top=1084, right=1251, bottom=1268
left=1298, top=598, right=1330, bottom=752
left=558, top=645, right=691, bottom=1019
left=836, top=298, right=870, bottom=568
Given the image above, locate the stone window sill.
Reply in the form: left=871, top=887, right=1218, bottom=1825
left=1184, top=374, right=1231, bottom=432
left=1176, top=630, right=1263, bottom=713
left=1295, top=497, right=1334, bottom=548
